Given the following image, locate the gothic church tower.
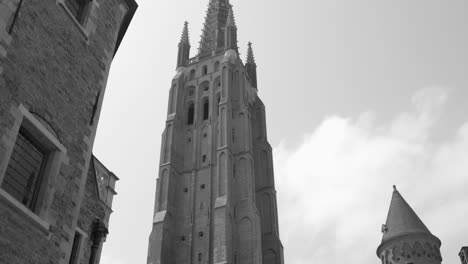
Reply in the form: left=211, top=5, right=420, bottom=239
left=377, top=186, right=442, bottom=264
left=147, top=1, right=284, bottom=263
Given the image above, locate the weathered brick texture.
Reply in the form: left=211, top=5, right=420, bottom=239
left=76, top=157, right=114, bottom=264
left=0, top=0, right=136, bottom=263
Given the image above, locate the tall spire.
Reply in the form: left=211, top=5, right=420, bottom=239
left=180, top=21, right=190, bottom=44
left=198, top=0, right=231, bottom=57
left=224, top=4, right=238, bottom=53
left=177, top=21, right=191, bottom=68
left=381, top=186, right=432, bottom=243
left=245, top=42, right=257, bottom=88
left=246, top=42, right=255, bottom=64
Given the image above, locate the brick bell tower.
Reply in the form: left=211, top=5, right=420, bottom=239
left=147, top=1, right=284, bottom=263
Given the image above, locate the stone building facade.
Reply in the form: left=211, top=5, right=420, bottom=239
left=147, top=1, right=284, bottom=263
left=377, top=186, right=443, bottom=264
left=0, top=0, right=136, bottom=263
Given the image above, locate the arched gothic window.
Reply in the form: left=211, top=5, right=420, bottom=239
left=190, top=69, right=196, bottom=79
left=203, top=99, right=209, bottom=120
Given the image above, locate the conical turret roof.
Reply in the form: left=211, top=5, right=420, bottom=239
left=381, top=186, right=432, bottom=243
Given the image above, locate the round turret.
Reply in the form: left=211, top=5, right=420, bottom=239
left=377, top=187, right=442, bottom=264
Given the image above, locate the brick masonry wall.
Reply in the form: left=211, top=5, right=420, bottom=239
left=0, top=0, right=129, bottom=263
left=77, top=162, right=108, bottom=264
left=0, top=0, right=17, bottom=66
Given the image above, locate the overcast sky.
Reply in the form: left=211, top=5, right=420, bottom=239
left=94, top=1, right=468, bottom=263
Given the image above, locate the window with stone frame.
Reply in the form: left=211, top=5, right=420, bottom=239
left=64, top=0, right=91, bottom=24
left=0, top=105, right=66, bottom=223
left=1, top=127, right=48, bottom=211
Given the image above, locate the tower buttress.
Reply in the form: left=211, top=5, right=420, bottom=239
left=224, top=6, right=238, bottom=52
left=246, top=42, right=257, bottom=89
left=177, top=21, right=191, bottom=68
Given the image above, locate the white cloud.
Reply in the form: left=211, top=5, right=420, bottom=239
left=274, top=87, right=468, bottom=264
left=100, top=255, right=126, bottom=264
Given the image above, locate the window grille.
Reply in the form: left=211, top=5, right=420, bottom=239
left=1, top=127, right=47, bottom=210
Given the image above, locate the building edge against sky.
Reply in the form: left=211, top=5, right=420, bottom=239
left=0, top=0, right=136, bottom=263
left=460, top=247, right=468, bottom=264
left=147, top=0, right=284, bottom=263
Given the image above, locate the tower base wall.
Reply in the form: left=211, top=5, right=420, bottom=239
left=377, top=234, right=442, bottom=264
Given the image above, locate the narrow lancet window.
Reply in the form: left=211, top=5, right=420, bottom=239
left=203, top=99, right=209, bottom=120
left=187, top=103, right=195, bottom=125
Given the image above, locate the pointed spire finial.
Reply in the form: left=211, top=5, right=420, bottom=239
left=245, top=42, right=258, bottom=88
left=226, top=6, right=237, bottom=28
left=177, top=21, right=191, bottom=68
left=393, top=185, right=397, bottom=191
left=180, top=21, right=190, bottom=44
left=246, top=42, right=256, bottom=64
